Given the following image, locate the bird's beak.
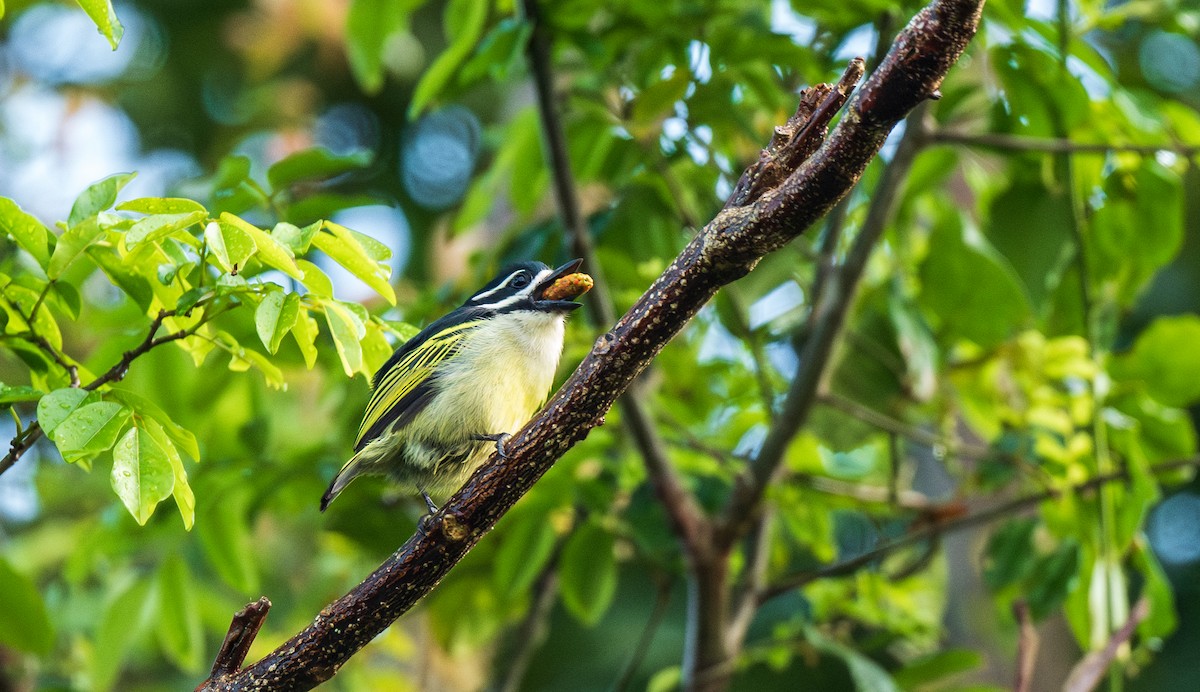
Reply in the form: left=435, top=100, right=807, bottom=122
left=533, top=258, right=586, bottom=312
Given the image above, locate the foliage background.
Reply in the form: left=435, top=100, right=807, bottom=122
left=0, top=0, right=1199, bottom=690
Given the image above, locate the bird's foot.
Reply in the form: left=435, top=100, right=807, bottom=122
left=472, top=432, right=513, bottom=458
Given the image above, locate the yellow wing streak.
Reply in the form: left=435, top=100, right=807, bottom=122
left=354, top=320, right=481, bottom=447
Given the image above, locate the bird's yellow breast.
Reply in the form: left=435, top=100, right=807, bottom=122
left=421, top=310, right=566, bottom=440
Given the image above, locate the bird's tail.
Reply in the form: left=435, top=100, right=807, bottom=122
left=320, top=453, right=367, bottom=512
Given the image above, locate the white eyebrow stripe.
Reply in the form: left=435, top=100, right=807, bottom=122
left=471, top=270, right=522, bottom=302
left=475, top=269, right=557, bottom=310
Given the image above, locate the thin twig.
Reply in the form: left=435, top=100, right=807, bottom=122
left=496, top=562, right=560, bottom=692
left=929, top=130, right=1200, bottom=156
left=759, top=458, right=1200, bottom=602
left=611, top=576, right=674, bottom=692
left=1062, top=597, right=1150, bottom=692
left=818, top=391, right=992, bottom=458
left=1013, top=600, right=1038, bottom=692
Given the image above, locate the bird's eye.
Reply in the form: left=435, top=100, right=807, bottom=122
left=511, top=273, right=531, bottom=289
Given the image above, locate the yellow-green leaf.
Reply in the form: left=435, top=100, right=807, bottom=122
left=117, top=197, right=207, bottom=215
left=125, top=210, right=207, bottom=248
left=296, top=258, right=334, bottom=297
left=219, top=212, right=303, bottom=280
left=323, top=299, right=366, bottom=377
left=75, top=0, right=124, bottom=49
left=142, top=415, right=195, bottom=530
left=291, top=309, right=320, bottom=369
left=111, top=425, right=175, bottom=525
left=313, top=221, right=395, bottom=304
left=37, top=388, right=95, bottom=437
left=0, top=197, right=51, bottom=269
left=52, top=401, right=130, bottom=463
left=255, top=290, right=302, bottom=354
left=68, top=172, right=135, bottom=227
left=204, top=220, right=256, bottom=274
left=48, top=217, right=106, bottom=279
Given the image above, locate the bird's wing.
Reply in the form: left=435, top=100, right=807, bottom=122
left=353, top=317, right=482, bottom=451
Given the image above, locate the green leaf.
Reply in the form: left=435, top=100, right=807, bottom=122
left=1132, top=543, right=1176, bottom=641
left=141, top=414, right=196, bottom=529
left=111, top=424, right=176, bottom=525
left=296, top=258, right=334, bottom=297
left=631, top=70, right=691, bottom=125
left=291, top=309, right=320, bottom=369
left=323, top=299, right=366, bottom=377
left=271, top=221, right=321, bottom=254
left=86, top=247, right=154, bottom=310
left=197, top=487, right=259, bottom=593
left=256, top=290, right=302, bottom=354
left=218, top=213, right=303, bottom=280
left=204, top=220, right=256, bottom=274
left=345, top=0, right=417, bottom=93
left=156, top=555, right=203, bottom=671
left=806, top=626, right=900, bottom=692
left=0, top=557, right=54, bottom=655
left=1113, top=315, right=1200, bottom=407
left=1027, top=540, right=1080, bottom=619
left=68, top=172, right=135, bottom=227
left=986, top=177, right=1073, bottom=310
left=37, top=388, right=95, bottom=437
left=117, top=197, right=207, bottom=215
left=919, top=215, right=1030, bottom=347
left=92, top=578, right=154, bottom=692
left=107, top=389, right=200, bottom=461
left=407, top=0, right=489, bottom=118
left=493, top=508, right=558, bottom=599
left=0, top=384, right=43, bottom=406
left=1091, top=162, right=1183, bottom=303
left=267, top=148, right=373, bottom=191
left=983, top=518, right=1037, bottom=589
left=312, top=221, right=395, bottom=304
left=558, top=521, right=617, bottom=626
left=52, top=401, right=130, bottom=463
left=125, top=210, right=207, bottom=248
left=891, top=649, right=982, bottom=689
left=460, top=17, right=531, bottom=84
left=75, top=0, right=124, bottom=49
left=48, top=217, right=106, bottom=279
left=0, top=197, right=51, bottom=269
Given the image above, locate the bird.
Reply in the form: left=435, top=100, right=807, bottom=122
left=320, top=259, right=589, bottom=513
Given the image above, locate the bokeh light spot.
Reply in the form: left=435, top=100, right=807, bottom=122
left=400, top=106, right=481, bottom=210
left=1147, top=492, right=1200, bottom=566
left=1139, top=31, right=1200, bottom=94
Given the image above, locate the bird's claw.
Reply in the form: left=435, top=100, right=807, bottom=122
left=473, top=432, right=512, bottom=458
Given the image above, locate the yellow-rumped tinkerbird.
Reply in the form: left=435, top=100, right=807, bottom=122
left=320, top=259, right=592, bottom=513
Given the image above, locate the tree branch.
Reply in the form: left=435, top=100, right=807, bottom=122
left=759, top=458, right=1200, bottom=602
left=206, top=598, right=272, bottom=682
left=197, top=1, right=983, bottom=687
left=716, top=99, right=929, bottom=549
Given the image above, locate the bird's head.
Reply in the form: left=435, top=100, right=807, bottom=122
left=464, top=259, right=589, bottom=315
